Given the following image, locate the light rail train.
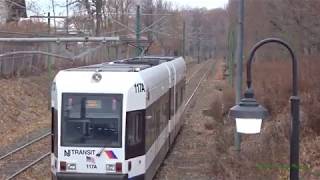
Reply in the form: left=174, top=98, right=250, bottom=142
left=51, top=56, right=186, bottom=180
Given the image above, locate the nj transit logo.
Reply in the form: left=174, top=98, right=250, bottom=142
left=64, top=149, right=95, bottom=157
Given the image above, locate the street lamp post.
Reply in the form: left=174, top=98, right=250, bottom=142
left=229, top=38, right=300, bottom=180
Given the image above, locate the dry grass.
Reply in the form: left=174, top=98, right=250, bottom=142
left=214, top=57, right=320, bottom=179
left=0, top=73, right=51, bottom=148
left=203, top=86, right=224, bottom=129
left=252, top=58, right=320, bottom=134
left=241, top=57, right=320, bottom=178
left=204, top=121, right=214, bottom=130
left=0, top=20, right=48, bottom=34
left=222, top=84, right=235, bottom=116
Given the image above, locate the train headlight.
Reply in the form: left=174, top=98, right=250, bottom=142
left=92, top=72, right=102, bottom=82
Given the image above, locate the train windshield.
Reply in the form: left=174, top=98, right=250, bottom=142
left=61, top=93, right=123, bottom=147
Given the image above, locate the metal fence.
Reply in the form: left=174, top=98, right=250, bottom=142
left=0, top=42, right=133, bottom=77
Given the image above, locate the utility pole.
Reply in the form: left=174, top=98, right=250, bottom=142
left=145, top=0, right=153, bottom=43
left=47, top=12, right=53, bottom=110
left=136, top=5, right=141, bottom=56
left=66, top=0, right=69, bottom=49
left=95, top=0, right=102, bottom=36
left=234, top=0, right=245, bottom=151
left=47, top=12, right=51, bottom=35
left=197, top=29, right=201, bottom=64
left=66, top=0, right=69, bottom=35
left=47, top=12, right=52, bottom=80
left=51, top=0, right=57, bottom=33
left=197, top=38, right=201, bottom=63
left=227, top=27, right=235, bottom=86
left=182, top=21, right=186, bottom=58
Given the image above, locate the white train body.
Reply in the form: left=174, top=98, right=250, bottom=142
left=51, top=57, right=186, bottom=180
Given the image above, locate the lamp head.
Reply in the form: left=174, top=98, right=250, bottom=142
left=229, top=88, right=268, bottom=134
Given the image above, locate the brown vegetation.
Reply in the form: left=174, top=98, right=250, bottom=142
left=221, top=0, right=320, bottom=178
left=216, top=58, right=320, bottom=179
left=0, top=73, right=50, bottom=149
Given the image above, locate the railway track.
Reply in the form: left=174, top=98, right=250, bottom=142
left=186, top=61, right=207, bottom=85
left=0, top=59, right=213, bottom=180
left=185, top=60, right=212, bottom=107
left=0, top=131, right=51, bottom=180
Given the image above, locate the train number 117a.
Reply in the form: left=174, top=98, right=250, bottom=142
left=134, top=83, right=145, bottom=93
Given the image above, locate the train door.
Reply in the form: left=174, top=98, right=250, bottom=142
left=125, top=110, right=145, bottom=178
left=167, top=63, right=176, bottom=145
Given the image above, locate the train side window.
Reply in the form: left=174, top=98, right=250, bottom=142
left=127, top=112, right=142, bottom=146
left=135, top=114, right=142, bottom=143
left=155, top=109, right=161, bottom=135
left=164, top=92, right=170, bottom=120
left=170, top=88, right=174, bottom=116
left=180, top=85, right=184, bottom=105
left=51, top=108, right=57, bottom=154
left=126, top=110, right=145, bottom=159
left=127, top=117, right=135, bottom=145
left=175, top=90, right=179, bottom=111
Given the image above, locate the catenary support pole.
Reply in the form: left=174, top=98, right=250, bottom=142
left=234, top=0, right=244, bottom=152
left=66, top=0, right=69, bottom=35
left=47, top=12, right=52, bottom=80
left=95, top=0, right=102, bottom=36
left=47, top=12, right=52, bottom=110
left=66, top=0, right=69, bottom=49
left=136, top=5, right=141, bottom=56
left=183, top=21, right=186, bottom=58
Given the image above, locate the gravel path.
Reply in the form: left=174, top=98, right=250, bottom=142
left=155, top=59, right=222, bottom=180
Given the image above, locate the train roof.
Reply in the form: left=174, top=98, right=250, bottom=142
left=66, top=56, right=178, bottom=72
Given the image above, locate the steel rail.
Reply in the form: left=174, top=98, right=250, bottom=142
left=185, top=61, right=212, bottom=107
left=0, top=131, right=51, bottom=161
left=186, top=61, right=208, bottom=84
left=5, top=152, right=51, bottom=180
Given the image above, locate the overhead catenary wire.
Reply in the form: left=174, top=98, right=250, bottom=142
left=0, top=54, right=35, bottom=60
left=0, top=30, right=58, bottom=37
left=106, top=15, right=136, bottom=33
left=0, top=51, right=73, bottom=60
left=98, top=12, right=172, bottom=16
left=138, top=16, right=168, bottom=34
left=0, top=37, right=120, bottom=43
left=145, top=28, right=214, bottom=42
left=146, top=29, right=182, bottom=40
left=0, top=44, right=117, bottom=61
left=101, top=28, right=128, bottom=35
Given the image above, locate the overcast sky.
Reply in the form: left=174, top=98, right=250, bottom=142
left=26, top=0, right=228, bottom=16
